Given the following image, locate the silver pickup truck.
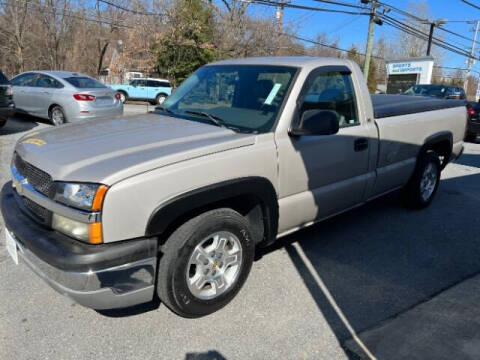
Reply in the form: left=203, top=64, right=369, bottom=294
left=2, top=57, right=466, bottom=317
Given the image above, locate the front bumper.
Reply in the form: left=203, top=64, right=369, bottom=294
left=1, top=183, right=157, bottom=309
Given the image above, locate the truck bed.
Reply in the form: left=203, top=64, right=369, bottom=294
left=371, top=94, right=466, bottom=119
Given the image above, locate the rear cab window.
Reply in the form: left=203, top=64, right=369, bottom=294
left=64, top=76, right=106, bottom=89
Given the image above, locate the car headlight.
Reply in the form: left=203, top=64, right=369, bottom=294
left=55, top=182, right=108, bottom=211
left=52, top=214, right=103, bottom=244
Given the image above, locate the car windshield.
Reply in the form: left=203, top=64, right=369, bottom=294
left=404, top=85, right=447, bottom=98
left=161, top=65, right=298, bottom=133
left=64, top=76, right=106, bottom=89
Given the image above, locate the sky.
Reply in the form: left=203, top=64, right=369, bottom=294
left=246, top=0, right=480, bottom=74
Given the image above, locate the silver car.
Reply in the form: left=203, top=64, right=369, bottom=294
left=11, top=71, right=123, bottom=125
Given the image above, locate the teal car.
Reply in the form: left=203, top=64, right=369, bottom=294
left=110, top=78, right=172, bottom=105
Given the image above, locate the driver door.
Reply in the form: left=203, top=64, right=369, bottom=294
left=276, top=66, right=374, bottom=233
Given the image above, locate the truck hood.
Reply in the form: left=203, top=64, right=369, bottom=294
left=15, top=113, right=256, bottom=184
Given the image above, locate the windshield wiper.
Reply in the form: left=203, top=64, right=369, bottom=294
left=185, top=110, right=228, bottom=128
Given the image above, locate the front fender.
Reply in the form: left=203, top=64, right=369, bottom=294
left=145, top=177, right=279, bottom=245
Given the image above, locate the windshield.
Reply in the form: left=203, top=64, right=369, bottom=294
left=404, top=85, right=447, bottom=98
left=64, top=76, right=106, bottom=89
left=162, top=65, right=298, bottom=133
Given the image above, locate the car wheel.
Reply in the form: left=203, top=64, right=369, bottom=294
left=155, top=94, right=167, bottom=105
left=403, top=151, right=441, bottom=209
left=49, top=106, right=66, bottom=126
left=118, top=91, right=127, bottom=104
left=157, top=208, right=255, bottom=318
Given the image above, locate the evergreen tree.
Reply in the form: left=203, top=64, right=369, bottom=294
left=155, top=0, right=216, bottom=86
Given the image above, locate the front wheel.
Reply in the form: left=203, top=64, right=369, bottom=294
left=403, top=151, right=441, bottom=209
left=49, top=106, right=66, bottom=126
left=157, top=208, right=254, bottom=318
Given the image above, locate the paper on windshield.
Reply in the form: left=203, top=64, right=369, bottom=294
left=264, top=83, right=282, bottom=105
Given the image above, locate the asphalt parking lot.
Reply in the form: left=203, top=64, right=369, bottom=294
left=1, top=108, right=480, bottom=360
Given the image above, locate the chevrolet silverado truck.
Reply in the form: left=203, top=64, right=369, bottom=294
left=1, top=57, right=466, bottom=318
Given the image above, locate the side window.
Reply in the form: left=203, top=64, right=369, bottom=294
left=159, top=81, right=171, bottom=88
left=300, top=71, right=359, bottom=128
left=130, top=80, right=138, bottom=86
left=35, top=74, right=63, bottom=88
left=147, top=80, right=159, bottom=87
left=137, top=80, right=146, bottom=87
left=11, top=73, right=37, bottom=86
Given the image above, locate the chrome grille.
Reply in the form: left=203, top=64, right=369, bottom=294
left=22, top=197, right=50, bottom=224
left=13, top=153, right=55, bottom=197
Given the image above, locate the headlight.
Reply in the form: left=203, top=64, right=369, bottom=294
left=52, top=214, right=103, bottom=244
left=55, top=182, right=108, bottom=211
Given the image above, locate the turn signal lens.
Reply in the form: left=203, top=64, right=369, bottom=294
left=92, top=185, right=108, bottom=211
left=89, top=223, right=103, bottom=244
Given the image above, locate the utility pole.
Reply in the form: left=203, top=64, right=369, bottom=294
left=426, top=23, right=435, bottom=56
left=464, top=20, right=480, bottom=93
left=363, top=0, right=378, bottom=82
left=276, top=0, right=285, bottom=56
left=425, top=19, right=447, bottom=56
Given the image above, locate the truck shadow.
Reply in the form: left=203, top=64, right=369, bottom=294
left=96, top=295, right=161, bottom=317
left=258, top=157, right=480, bottom=357
left=266, top=160, right=480, bottom=358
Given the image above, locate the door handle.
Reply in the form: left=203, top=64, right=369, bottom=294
left=354, top=138, right=368, bottom=152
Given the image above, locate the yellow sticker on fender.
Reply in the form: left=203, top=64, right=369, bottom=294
left=22, top=138, right=46, bottom=146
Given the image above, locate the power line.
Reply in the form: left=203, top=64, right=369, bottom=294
left=311, top=0, right=366, bottom=10
left=242, top=0, right=368, bottom=15
left=379, top=13, right=475, bottom=57
left=378, top=0, right=480, bottom=48
left=462, top=0, right=480, bottom=10
left=283, top=32, right=384, bottom=59
left=436, top=25, right=480, bottom=48
left=380, top=16, right=475, bottom=60
left=0, top=1, right=134, bottom=28
left=97, top=0, right=166, bottom=17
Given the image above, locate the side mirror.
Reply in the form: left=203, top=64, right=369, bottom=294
left=290, top=110, right=340, bottom=136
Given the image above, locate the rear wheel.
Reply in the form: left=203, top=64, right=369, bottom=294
left=155, top=93, right=167, bottom=105
left=49, top=106, right=66, bottom=126
left=403, top=151, right=441, bottom=209
left=157, top=208, right=254, bottom=318
left=118, top=91, right=127, bottom=104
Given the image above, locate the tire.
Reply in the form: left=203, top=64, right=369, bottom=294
left=155, top=93, right=167, bottom=105
left=157, top=208, right=255, bottom=318
left=403, top=151, right=441, bottom=209
left=118, top=91, right=127, bottom=104
left=49, top=105, right=66, bottom=126
left=464, top=133, right=477, bottom=142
